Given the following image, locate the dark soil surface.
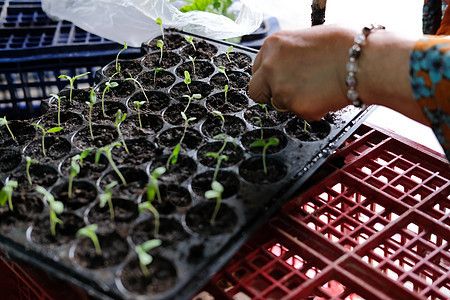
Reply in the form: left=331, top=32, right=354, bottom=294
left=180, top=39, right=218, bottom=60
left=131, top=217, right=189, bottom=248
left=145, top=33, right=187, bottom=51
left=186, top=202, right=238, bottom=235
left=201, top=114, right=247, bottom=138
left=175, top=60, right=215, bottom=80
left=128, top=91, right=172, bottom=112
left=285, top=119, right=331, bottom=141
left=53, top=180, right=98, bottom=210
left=121, top=113, right=164, bottom=138
left=191, top=170, right=240, bottom=199
left=99, top=167, right=148, bottom=198
left=205, top=90, right=248, bottom=113
left=151, top=154, right=197, bottom=183
left=38, top=111, right=83, bottom=136
left=197, top=142, right=244, bottom=168
left=72, top=125, right=118, bottom=149
left=239, top=157, right=288, bottom=184
left=244, top=104, right=292, bottom=127
left=24, top=136, right=71, bottom=161
left=214, top=52, right=252, bottom=72
left=169, top=81, right=212, bottom=101
left=142, top=52, right=181, bottom=69
left=102, top=59, right=143, bottom=80
left=0, top=148, right=22, bottom=172
left=210, top=71, right=250, bottom=91
left=163, top=103, right=206, bottom=125
left=139, top=70, right=176, bottom=89
left=60, top=152, right=108, bottom=179
left=157, top=127, right=203, bottom=150
left=241, top=129, right=288, bottom=154
left=0, top=120, right=35, bottom=147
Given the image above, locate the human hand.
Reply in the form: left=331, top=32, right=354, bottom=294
left=249, top=25, right=356, bottom=121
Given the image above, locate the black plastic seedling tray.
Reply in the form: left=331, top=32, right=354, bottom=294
left=0, top=29, right=372, bottom=300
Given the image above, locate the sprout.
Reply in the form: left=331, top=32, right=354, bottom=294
left=153, top=67, right=163, bottom=86
left=205, top=134, right=236, bottom=181
left=36, top=185, right=64, bottom=236
left=0, top=116, right=15, bottom=140
left=114, top=109, right=129, bottom=154
left=116, top=42, right=128, bottom=73
left=95, top=143, right=127, bottom=186
left=188, top=56, right=196, bottom=76
left=224, top=84, right=229, bottom=104
left=99, top=181, right=118, bottom=220
left=101, top=81, right=119, bottom=117
left=78, top=147, right=93, bottom=168
left=68, top=154, right=81, bottom=199
left=58, top=72, right=90, bottom=104
left=50, top=93, right=66, bottom=126
left=184, top=35, right=196, bottom=52
left=0, top=179, right=18, bottom=211
left=140, top=167, right=165, bottom=237
left=205, top=180, right=224, bottom=226
left=135, top=239, right=162, bottom=277
left=76, top=224, right=102, bottom=255
left=212, top=110, right=225, bottom=131
left=218, top=66, right=229, bottom=83
left=251, top=137, right=280, bottom=174
left=157, top=40, right=164, bottom=65
left=31, top=123, right=63, bottom=157
left=156, top=18, right=164, bottom=41
left=125, top=72, right=149, bottom=102
left=25, top=156, right=38, bottom=185
left=86, top=88, right=97, bottom=140
left=182, top=93, right=201, bottom=113
left=133, top=101, right=146, bottom=129
left=258, top=103, right=269, bottom=118
left=223, top=45, right=233, bottom=63
left=184, top=70, right=191, bottom=94
left=166, top=112, right=196, bottom=169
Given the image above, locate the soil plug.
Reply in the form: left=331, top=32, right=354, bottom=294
left=156, top=18, right=164, bottom=41
left=157, top=40, right=164, bottom=65
left=50, top=94, right=66, bottom=126
left=85, top=88, right=96, bottom=141
left=139, top=168, right=164, bottom=236
left=76, top=224, right=102, bottom=256
left=0, top=179, right=18, bottom=211
left=99, top=181, right=118, bottom=220
left=58, top=72, right=90, bottom=104
left=153, top=68, right=163, bottom=86
left=31, top=123, right=63, bottom=157
left=125, top=73, right=149, bottom=102
left=25, top=156, right=38, bottom=185
left=184, top=35, right=196, bottom=52
left=182, top=93, right=201, bottom=113
left=114, top=109, right=129, bottom=153
left=133, top=101, right=146, bottom=128
left=135, top=239, right=162, bottom=277
left=205, top=180, right=224, bottom=226
left=36, top=185, right=63, bottom=237
left=189, top=56, right=196, bottom=76
left=101, top=81, right=118, bottom=117
left=251, top=137, right=279, bottom=174
left=68, top=154, right=81, bottom=199
left=212, top=110, right=225, bottom=131
left=96, top=143, right=127, bottom=186
left=184, top=70, right=191, bottom=94
left=218, top=66, right=230, bottom=84
left=0, top=116, right=15, bottom=140
left=223, top=45, right=233, bottom=63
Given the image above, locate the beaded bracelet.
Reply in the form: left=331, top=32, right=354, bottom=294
left=346, top=24, right=385, bottom=109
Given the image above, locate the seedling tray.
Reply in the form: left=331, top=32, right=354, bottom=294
left=0, top=29, right=372, bottom=300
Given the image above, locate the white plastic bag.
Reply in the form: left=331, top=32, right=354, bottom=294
left=41, top=0, right=263, bottom=47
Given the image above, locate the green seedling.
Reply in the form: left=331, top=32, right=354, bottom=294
left=133, top=101, right=146, bottom=129
left=205, top=133, right=236, bottom=181
left=114, top=109, right=129, bottom=153
left=140, top=167, right=165, bottom=236
left=258, top=103, right=269, bottom=118
left=36, top=185, right=63, bottom=236
left=184, top=35, right=196, bottom=51
left=101, top=81, right=119, bottom=117
left=188, top=56, right=196, bottom=75
left=115, top=42, right=128, bottom=73
left=138, top=198, right=159, bottom=237
left=303, top=120, right=310, bottom=132
left=205, top=180, right=224, bottom=226
left=99, top=181, right=118, bottom=220
left=135, top=239, right=162, bottom=277
left=218, top=66, right=229, bottom=83
left=251, top=137, right=280, bottom=174
left=76, top=224, right=102, bottom=255
left=153, top=67, right=163, bottom=86
left=50, top=94, right=66, bottom=126
left=0, top=116, right=15, bottom=140
left=184, top=70, right=191, bottom=93
left=31, top=123, right=63, bottom=157
left=182, top=93, right=201, bottom=113
left=125, top=73, right=149, bottom=102
left=0, top=179, right=18, bottom=211
left=156, top=18, right=164, bottom=41
left=224, top=84, right=229, bottom=104
left=253, top=116, right=264, bottom=140
left=25, top=156, right=38, bottom=185
left=78, top=147, right=93, bottom=168
left=96, top=143, right=127, bottom=186
left=68, top=154, right=81, bottom=199
left=212, top=110, right=225, bottom=131
left=58, top=72, right=90, bottom=104
left=86, top=88, right=97, bottom=140
left=166, top=112, right=196, bottom=169
left=157, top=40, right=164, bottom=65
left=224, top=45, right=233, bottom=63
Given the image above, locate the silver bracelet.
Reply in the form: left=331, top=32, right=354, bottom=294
left=346, top=24, right=385, bottom=109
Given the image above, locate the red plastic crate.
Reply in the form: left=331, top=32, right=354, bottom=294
left=195, top=123, right=450, bottom=300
